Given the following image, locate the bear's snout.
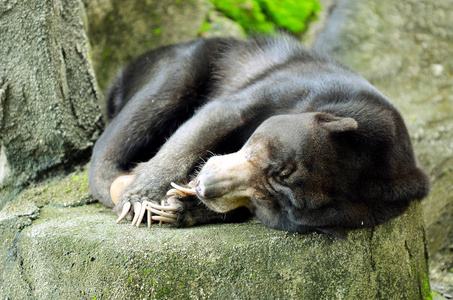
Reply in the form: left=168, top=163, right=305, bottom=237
left=195, top=169, right=220, bottom=199
left=195, top=180, right=207, bottom=198
left=195, top=152, right=256, bottom=213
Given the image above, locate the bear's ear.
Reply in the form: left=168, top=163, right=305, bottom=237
left=315, top=113, right=358, bottom=133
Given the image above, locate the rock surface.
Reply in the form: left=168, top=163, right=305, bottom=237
left=0, top=168, right=430, bottom=299
left=84, top=0, right=245, bottom=92
left=0, top=0, right=103, bottom=190
left=314, top=0, right=453, bottom=295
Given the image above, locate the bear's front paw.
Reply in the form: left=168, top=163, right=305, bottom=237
left=113, top=178, right=196, bottom=228
left=115, top=195, right=182, bottom=227
left=130, top=198, right=181, bottom=227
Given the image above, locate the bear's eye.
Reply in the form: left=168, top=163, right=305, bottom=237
left=275, top=166, right=296, bottom=184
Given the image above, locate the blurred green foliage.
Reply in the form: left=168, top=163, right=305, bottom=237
left=208, top=0, right=322, bottom=34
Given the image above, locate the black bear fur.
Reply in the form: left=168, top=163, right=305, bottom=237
left=89, top=36, right=430, bottom=238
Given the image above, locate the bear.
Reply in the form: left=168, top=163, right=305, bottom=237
left=89, top=35, right=430, bottom=238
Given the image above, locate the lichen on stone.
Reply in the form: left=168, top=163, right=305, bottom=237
left=207, top=0, right=321, bottom=34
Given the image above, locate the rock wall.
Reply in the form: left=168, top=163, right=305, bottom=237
left=83, top=0, right=245, bottom=92
left=0, top=0, right=102, bottom=191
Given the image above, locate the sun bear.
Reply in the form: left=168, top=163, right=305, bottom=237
left=89, top=36, right=430, bottom=238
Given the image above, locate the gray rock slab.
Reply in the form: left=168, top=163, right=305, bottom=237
left=314, top=0, right=453, bottom=295
left=0, top=168, right=430, bottom=299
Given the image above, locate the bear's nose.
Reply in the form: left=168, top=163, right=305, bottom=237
left=195, top=180, right=207, bottom=198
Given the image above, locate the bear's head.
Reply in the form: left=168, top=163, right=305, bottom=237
left=195, top=112, right=429, bottom=237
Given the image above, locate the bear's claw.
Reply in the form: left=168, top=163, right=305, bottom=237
left=169, top=182, right=196, bottom=195
left=115, top=182, right=195, bottom=227
left=115, top=201, right=131, bottom=224
left=115, top=200, right=179, bottom=227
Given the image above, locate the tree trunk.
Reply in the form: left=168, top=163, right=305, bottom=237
left=0, top=0, right=102, bottom=190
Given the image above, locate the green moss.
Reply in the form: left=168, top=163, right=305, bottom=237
left=142, top=268, right=155, bottom=276
left=208, top=0, right=321, bottom=34
left=207, top=0, right=273, bottom=33
left=103, top=47, right=110, bottom=60
left=197, top=21, right=212, bottom=35
left=257, top=0, right=321, bottom=33
left=3, top=165, right=94, bottom=210
left=422, top=273, right=433, bottom=300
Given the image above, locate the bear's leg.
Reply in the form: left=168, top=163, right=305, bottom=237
left=115, top=96, right=263, bottom=227
left=89, top=91, right=200, bottom=209
left=89, top=40, right=219, bottom=209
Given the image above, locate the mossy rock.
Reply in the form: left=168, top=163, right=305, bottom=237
left=84, top=0, right=243, bottom=93
left=207, top=0, right=321, bottom=34
left=84, top=0, right=213, bottom=91
left=0, top=167, right=430, bottom=299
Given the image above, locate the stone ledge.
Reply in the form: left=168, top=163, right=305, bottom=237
left=0, top=173, right=430, bottom=299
